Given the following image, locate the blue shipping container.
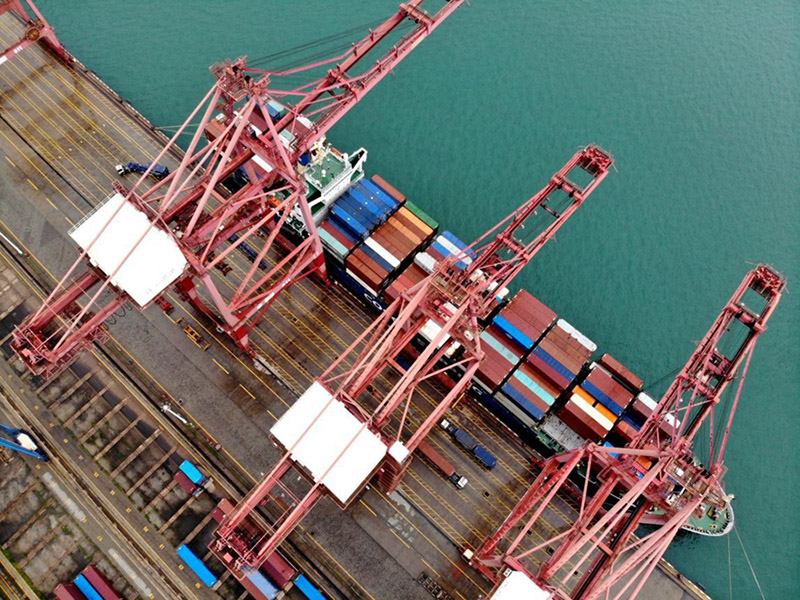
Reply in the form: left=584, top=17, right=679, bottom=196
left=359, top=179, right=398, bottom=211
left=74, top=575, right=103, bottom=600
left=473, top=445, right=497, bottom=469
left=177, top=545, right=218, bottom=587
left=338, top=194, right=377, bottom=228
left=295, top=574, right=327, bottom=600
left=492, top=314, right=535, bottom=350
left=179, top=460, right=204, bottom=485
left=532, top=346, right=576, bottom=382
left=330, top=205, right=367, bottom=239
left=582, top=382, right=625, bottom=417
left=246, top=570, right=279, bottom=600
left=359, top=243, right=393, bottom=274
left=502, top=382, right=546, bottom=421
left=347, top=187, right=384, bottom=222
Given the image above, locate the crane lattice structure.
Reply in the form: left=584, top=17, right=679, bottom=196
left=211, top=146, right=614, bottom=578
left=471, top=264, right=785, bottom=600
left=11, top=0, right=465, bottom=379
left=0, top=0, right=70, bottom=65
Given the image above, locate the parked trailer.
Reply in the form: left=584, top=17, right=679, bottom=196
left=242, top=569, right=280, bottom=600
left=439, top=419, right=497, bottom=469
left=176, top=544, right=218, bottom=587
left=417, top=440, right=468, bottom=489
left=179, top=459, right=205, bottom=485
left=54, top=582, right=85, bottom=600
left=295, top=574, right=327, bottom=600
left=74, top=574, right=103, bottom=600
left=81, top=565, right=122, bottom=600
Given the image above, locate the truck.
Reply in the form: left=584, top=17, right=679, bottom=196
left=417, top=440, right=468, bottom=489
left=115, top=161, right=170, bottom=179
left=439, top=418, right=497, bottom=470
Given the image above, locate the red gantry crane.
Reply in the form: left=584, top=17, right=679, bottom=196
left=471, top=264, right=785, bottom=600
left=211, top=146, right=614, bottom=578
left=0, top=0, right=71, bottom=65
left=11, top=0, right=465, bottom=378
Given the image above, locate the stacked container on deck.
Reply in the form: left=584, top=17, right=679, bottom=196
left=491, top=291, right=558, bottom=425
left=319, top=175, right=437, bottom=304
left=533, top=320, right=597, bottom=449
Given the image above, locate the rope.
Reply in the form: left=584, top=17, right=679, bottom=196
left=248, top=18, right=387, bottom=67
left=734, top=526, right=766, bottom=600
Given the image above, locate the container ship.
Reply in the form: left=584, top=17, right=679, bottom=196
left=250, top=117, right=734, bottom=537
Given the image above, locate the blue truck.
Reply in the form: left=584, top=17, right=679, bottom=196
left=439, top=418, right=497, bottom=469
left=115, top=161, right=170, bottom=180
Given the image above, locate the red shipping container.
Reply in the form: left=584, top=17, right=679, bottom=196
left=372, top=174, right=407, bottom=204
left=212, top=498, right=235, bottom=523
left=598, top=353, right=644, bottom=391
left=82, top=565, right=122, bottom=600
left=264, top=551, right=298, bottom=590
left=526, top=353, right=570, bottom=390
left=507, top=290, right=557, bottom=326
left=405, top=263, right=428, bottom=284
left=537, top=339, right=585, bottom=373
left=54, top=583, right=84, bottom=600
left=174, top=470, right=198, bottom=495
left=558, top=401, right=606, bottom=441
left=320, top=221, right=355, bottom=251
left=613, top=419, right=639, bottom=443
left=586, top=368, right=633, bottom=405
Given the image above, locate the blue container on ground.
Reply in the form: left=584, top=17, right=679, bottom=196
left=246, top=570, right=279, bottom=599
left=473, top=445, right=497, bottom=469
left=177, top=545, right=218, bottom=587
left=295, top=574, right=326, bottom=600
left=179, top=460, right=204, bottom=485
left=74, top=575, right=103, bottom=600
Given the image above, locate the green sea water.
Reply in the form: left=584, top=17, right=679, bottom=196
left=37, top=1, right=798, bottom=597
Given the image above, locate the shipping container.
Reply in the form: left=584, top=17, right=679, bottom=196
left=74, top=574, right=103, bottom=600
left=541, top=415, right=586, bottom=451
left=81, top=565, right=122, bottom=600
left=501, top=381, right=547, bottom=422
left=417, top=440, right=468, bottom=488
left=371, top=174, right=406, bottom=204
left=264, top=548, right=298, bottom=590
left=177, top=545, right=218, bottom=587
left=179, top=460, right=205, bottom=485
left=473, top=445, right=498, bottom=470
left=54, top=583, right=85, bottom=600
left=403, top=200, right=439, bottom=231
left=492, top=314, right=535, bottom=351
left=212, top=498, right=235, bottom=523
left=295, top=574, right=327, bottom=600
left=173, top=470, right=198, bottom=495
left=242, top=570, right=280, bottom=600
left=598, top=353, right=644, bottom=391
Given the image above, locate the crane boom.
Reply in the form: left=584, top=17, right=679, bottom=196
left=12, top=0, right=465, bottom=378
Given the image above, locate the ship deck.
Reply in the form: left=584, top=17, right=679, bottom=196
left=0, top=11, right=709, bottom=600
